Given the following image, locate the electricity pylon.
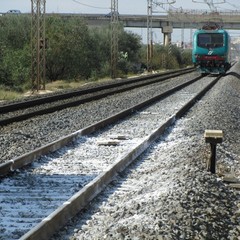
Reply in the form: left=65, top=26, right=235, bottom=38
left=31, top=0, right=46, bottom=92
left=111, top=0, right=119, bottom=79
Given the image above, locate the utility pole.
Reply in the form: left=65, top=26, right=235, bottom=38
left=31, top=0, right=46, bottom=92
left=148, top=1, right=176, bottom=71
left=181, top=22, right=184, bottom=56
left=111, top=0, right=119, bottom=79
left=147, top=0, right=153, bottom=72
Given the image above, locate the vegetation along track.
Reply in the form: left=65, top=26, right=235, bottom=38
left=0, top=74, right=222, bottom=240
left=0, top=68, right=194, bottom=126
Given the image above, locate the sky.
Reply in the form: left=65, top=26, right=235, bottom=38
left=1, top=0, right=240, bottom=14
left=1, top=0, right=240, bottom=43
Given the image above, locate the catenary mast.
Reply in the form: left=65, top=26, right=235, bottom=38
left=111, top=0, right=119, bottom=79
left=31, top=0, right=46, bottom=91
left=148, top=1, right=176, bottom=70
left=147, top=0, right=153, bottom=71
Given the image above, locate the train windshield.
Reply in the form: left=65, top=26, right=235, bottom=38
left=197, top=33, right=224, bottom=48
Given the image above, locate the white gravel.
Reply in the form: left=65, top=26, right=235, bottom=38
left=51, top=64, right=240, bottom=240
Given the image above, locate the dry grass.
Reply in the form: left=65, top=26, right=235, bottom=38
left=0, top=74, right=141, bottom=101
left=44, top=78, right=115, bottom=91
left=0, top=78, right=111, bottom=101
left=0, top=89, right=22, bottom=101
left=45, top=80, right=87, bottom=91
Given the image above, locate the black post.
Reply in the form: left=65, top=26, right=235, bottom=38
left=210, top=143, right=217, bottom=174
left=204, top=130, right=223, bottom=174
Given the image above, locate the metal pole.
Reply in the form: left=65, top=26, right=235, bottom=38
left=147, top=0, right=153, bottom=71
left=31, top=0, right=46, bottom=92
left=111, top=0, right=119, bottom=79
left=181, top=22, right=184, bottom=57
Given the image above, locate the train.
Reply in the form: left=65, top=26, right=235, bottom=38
left=192, top=24, right=231, bottom=74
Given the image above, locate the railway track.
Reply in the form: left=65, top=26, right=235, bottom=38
left=0, top=72, right=203, bottom=176
left=0, top=74, right=224, bottom=240
left=0, top=68, right=194, bottom=126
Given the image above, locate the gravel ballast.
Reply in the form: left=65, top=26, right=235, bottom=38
left=0, top=72, right=199, bottom=164
left=52, top=64, right=240, bottom=239
left=0, top=72, right=210, bottom=240
left=1, top=65, right=239, bottom=239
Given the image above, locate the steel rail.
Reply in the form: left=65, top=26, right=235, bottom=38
left=0, top=68, right=194, bottom=115
left=18, top=74, right=222, bottom=240
left=0, top=73, right=200, bottom=176
left=0, top=69, right=195, bottom=127
left=0, top=68, right=194, bottom=114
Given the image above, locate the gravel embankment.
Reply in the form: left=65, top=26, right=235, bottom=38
left=52, top=64, right=240, bottom=239
left=0, top=72, right=199, bottom=164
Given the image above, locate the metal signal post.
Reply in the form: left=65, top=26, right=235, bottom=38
left=31, top=0, right=46, bottom=92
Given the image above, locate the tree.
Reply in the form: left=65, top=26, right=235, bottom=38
left=0, top=15, right=31, bottom=90
left=118, top=28, right=143, bottom=75
left=139, top=43, right=192, bottom=71
left=45, top=17, right=94, bottom=81
left=0, top=14, right=190, bottom=92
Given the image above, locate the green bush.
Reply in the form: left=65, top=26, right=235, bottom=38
left=0, top=15, right=191, bottom=91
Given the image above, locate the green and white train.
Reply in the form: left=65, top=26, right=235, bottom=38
left=192, top=24, right=231, bottom=74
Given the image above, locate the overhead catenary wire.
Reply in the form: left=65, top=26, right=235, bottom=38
left=192, top=0, right=225, bottom=11
left=72, top=0, right=119, bottom=79
left=72, top=0, right=110, bottom=10
left=224, top=0, right=240, bottom=9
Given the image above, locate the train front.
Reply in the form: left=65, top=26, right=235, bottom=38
left=192, top=26, right=230, bottom=74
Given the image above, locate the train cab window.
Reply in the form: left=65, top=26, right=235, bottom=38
left=197, top=33, right=224, bottom=48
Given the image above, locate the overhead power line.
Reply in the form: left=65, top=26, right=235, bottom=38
left=225, top=0, right=240, bottom=9
left=192, top=0, right=226, bottom=11
left=152, top=0, right=176, bottom=12
left=72, top=0, right=109, bottom=10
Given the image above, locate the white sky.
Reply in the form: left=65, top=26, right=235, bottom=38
left=1, top=0, right=239, bottom=14
left=1, top=0, right=240, bottom=43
